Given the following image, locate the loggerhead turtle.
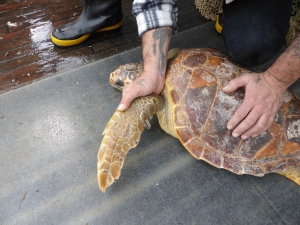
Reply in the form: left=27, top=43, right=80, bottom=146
left=97, top=48, right=300, bottom=192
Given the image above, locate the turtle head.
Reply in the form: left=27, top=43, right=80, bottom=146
left=110, top=63, right=144, bottom=91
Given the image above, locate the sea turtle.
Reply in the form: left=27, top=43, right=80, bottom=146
left=97, top=48, right=300, bottom=192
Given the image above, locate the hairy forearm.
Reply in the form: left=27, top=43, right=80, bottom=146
left=267, top=34, right=300, bottom=90
left=141, top=27, right=172, bottom=77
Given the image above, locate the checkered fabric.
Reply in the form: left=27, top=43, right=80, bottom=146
left=132, top=0, right=178, bottom=37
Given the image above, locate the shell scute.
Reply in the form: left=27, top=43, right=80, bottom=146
left=201, top=146, right=222, bottom=168
left=286, top=158, right=300, bottom=167
left=170, top=89, right=180, bottom=104
left=201, top=129, right=240, bottom=155
left=184, top=86, right=217, bottom=137
left=173, top=105, right=187, bottom=127
left=185, top=138, right=204, bottom=158
left=282, top=141, right=300, bottom=156
left=285, top=117, right=300, bottom=144
left=240, top=132, right=274, bottom=159
left=183, top=53, right=207, bottom=67
left=223, top=157, right=243, bottom=174
left=176, top=127, right=194, bottom=144
left=283, top=97, right=300, bottom=152
left=243, top=162, right=264, bottom=176
left=200, top=88, right=244, bottom=157
left=190, top=68, right=217, bottom=89
left=204, top=89, right=244, bottom=135
left=263, top=160, right=286, bottom=173
left=252, top=122, right=283, bottom=159
left=205, top=56, right=249, bottom=81
left=287, top=97, right=300, bottom=115
left=175, top=69, right=191, bottom=96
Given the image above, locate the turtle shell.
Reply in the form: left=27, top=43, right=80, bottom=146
left=165, top=48, right=300, bottom=176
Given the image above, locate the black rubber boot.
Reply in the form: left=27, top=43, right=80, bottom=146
left=51, top=0, right=123, bottom=47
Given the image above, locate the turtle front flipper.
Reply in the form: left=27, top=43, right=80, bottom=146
left=97, top=94, right=164, bottom=192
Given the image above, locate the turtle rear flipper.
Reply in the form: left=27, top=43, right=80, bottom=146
left=97, top=94, right=164, bottom=192
left=279, top=167, right=300, bottom=185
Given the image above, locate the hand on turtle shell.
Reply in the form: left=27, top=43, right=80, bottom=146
left=223, top=71, right=285, bottom=139
left=117, top=69, right=165, bottom=111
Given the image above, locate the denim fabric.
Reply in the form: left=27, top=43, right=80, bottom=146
left=222, top=0, right=293, bottom=67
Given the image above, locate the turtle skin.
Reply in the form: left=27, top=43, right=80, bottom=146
left=97, top=48, right=300, bottom=192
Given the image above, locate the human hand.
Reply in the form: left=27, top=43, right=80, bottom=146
left=222, top=71, right=285, bottom=139
left=117, top=69, right=165, bottom=111
left=117, top=27, right=171, bottom=111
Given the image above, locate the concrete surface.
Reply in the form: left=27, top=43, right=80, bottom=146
left=1, top=22, right=300, bottom=225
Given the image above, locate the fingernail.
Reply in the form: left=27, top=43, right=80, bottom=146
left=223, top=86, right=230, bottom=91
left=233, top=133, right=239, bottom=138
left=117, top=104, right=125, bottom=111
left=227, top=124, right=233, bottom=130
left=241, top=135, right=248, bottom=140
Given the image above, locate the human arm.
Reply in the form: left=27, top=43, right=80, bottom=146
left=223, top=34, right=300, bottom=139
left=117, top=27, right=172, bottom=111
left=117, top=0, right=177, bottom=111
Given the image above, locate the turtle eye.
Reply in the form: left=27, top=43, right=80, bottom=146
left=115, top=79, right=124, bottom=88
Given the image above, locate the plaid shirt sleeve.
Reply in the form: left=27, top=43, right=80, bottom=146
left=132, top=0, right=178, bottom=37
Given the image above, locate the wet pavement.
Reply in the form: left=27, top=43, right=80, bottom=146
left=0, top=0, right=208, bottom=94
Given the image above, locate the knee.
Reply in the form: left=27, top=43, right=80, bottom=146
left=222, top=0, right=292, bottom=67
left=222, top=32, right=284, bottom=67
